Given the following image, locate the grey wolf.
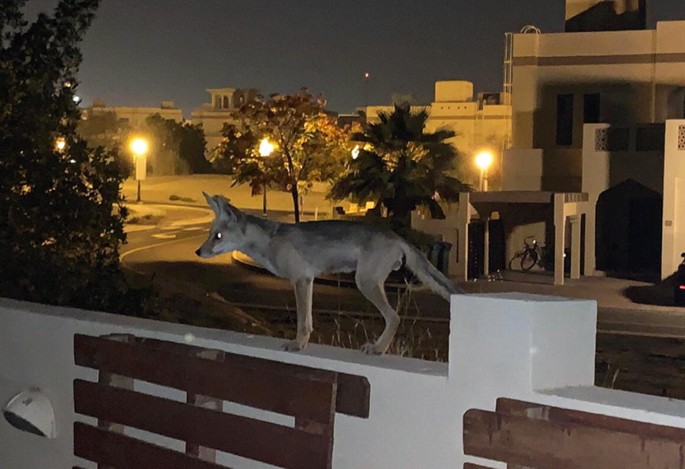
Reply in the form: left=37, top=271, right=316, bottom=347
left=195, top=193, right=461, bottom=354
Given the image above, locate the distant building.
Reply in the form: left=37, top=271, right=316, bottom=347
left=190, top=87, right=260, bottom=150
left=82, top=100, right=183, bottom=128
left=360, top=80, right=512, bottom=187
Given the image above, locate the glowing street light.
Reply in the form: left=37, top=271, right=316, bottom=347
left=475, top=150, right=494, bottom=192
left=129, top=137, right=149, bottom=202
left=258, top=137, right=274, bottom=216
left=55, top=137, right=66, bottom=152
left=258, top=137, right=274, bottom=158
left=351, top=144, right=360, bottom=160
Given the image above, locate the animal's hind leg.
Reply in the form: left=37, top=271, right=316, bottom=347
left=283, top=277, right=313, bottom=352
left=355, top=268, right=399, bottom=355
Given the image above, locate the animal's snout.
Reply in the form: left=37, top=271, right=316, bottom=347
left=194, top=248, right=202, bottom=257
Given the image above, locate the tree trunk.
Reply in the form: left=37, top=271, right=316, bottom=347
left=291, top=186, right=300, bottom=223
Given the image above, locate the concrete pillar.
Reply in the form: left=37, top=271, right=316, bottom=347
left=449, top=293, right=597, bottom=464
left=483, top=218, right=490, bottom=277
left=554, top=194, right=566, bottom=286
left=456, top=192, right=470, bottom=282
left=662, top=120, right=685, bottom=279
left=570, top=215, right=581, bottom=279
left=581, top=124, right=611, bottom=276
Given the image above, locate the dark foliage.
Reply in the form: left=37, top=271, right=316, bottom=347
left=0, top=0, right=148, bottom=313
left=329, top=104, right=470, bottom=228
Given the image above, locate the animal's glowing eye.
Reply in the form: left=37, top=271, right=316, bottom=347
left=214, top=232, right=222, bottom=240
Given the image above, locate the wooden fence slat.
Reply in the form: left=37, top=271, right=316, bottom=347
left=186, top=348, right=224, bottom=463
left=74, top=334, right=336, bottom=423
left=73, top=422, right=225, bottom=469
left=496, top=397, right=685, bottom=443
left=74, top=379, right=333, bottom=469
left=464, top=409, right=685, bottom=469
left=464, top=463, right=496, bottom=469
left=134, top=336, right=370, bottom=418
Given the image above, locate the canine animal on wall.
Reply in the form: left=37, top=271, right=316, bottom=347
left=196, top=193, right=461, bottom=354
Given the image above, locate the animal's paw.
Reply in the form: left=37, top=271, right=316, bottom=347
left=361, top=342, right=384, bottom=355
left=283, top=339, right=307, bottom=352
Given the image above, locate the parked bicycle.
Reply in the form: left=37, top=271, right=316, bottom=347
left=509, top=236, right=544, bottom=272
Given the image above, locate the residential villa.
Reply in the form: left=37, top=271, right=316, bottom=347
left=416, top=0, right=685, bottom=285
left=190, top=87, right=259, bottom=151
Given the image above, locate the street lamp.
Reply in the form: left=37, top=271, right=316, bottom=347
left=258, top=137, right=274, bottom=217
left=55, top=137, right=66, bottom=152
left=129, top=137, right=149, bottom=203
left=475, top=150, right=494, bottom=192
left=351, top=144, right=360, bottom=160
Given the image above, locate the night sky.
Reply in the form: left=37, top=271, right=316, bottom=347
left=24, top=0, right=685, bottom=115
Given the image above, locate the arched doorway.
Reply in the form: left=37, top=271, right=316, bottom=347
left=596, top=179, right=662, bottom=277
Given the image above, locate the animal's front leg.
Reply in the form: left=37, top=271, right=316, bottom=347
left=283, top=277, right=314, bottom=352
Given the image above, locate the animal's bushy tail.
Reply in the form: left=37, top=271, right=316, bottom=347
left=401, top=241, right=464, bottom=301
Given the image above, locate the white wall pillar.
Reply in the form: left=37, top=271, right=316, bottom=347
left=456, top=192, right=471, bottom=282
left=581, top=124, right=611, bottom=276
left=662, top=120, right=685, bottom=279
left=449, top=293, right=597, bottom=465
left=554, top=194, right=566, bottom=285
left=570, top=215, right=582, bottom=279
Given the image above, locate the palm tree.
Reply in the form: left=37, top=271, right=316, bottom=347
left=329, top=104, right=469, bottom=227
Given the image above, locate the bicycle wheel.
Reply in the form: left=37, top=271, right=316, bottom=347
left=520, top=249, right=538, bottom=271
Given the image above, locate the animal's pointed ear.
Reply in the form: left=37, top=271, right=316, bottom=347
left=203, top=192, right=219, bottom=215
left=214, top=196, right=244, bottom=225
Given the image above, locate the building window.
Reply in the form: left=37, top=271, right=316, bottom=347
left=214, top=96, right=221, bottom=109
left=584, top=93, right=600, bottom=123
left=556, top=93, right=574, bottom=146
left=223, top=96, right=229, bottom=109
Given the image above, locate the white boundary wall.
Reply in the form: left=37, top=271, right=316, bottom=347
left=2, top=294, right=685, bottom=468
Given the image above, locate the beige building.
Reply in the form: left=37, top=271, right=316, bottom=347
left=83, top=100, right=183, bottom=128
left=502, top=1, right=685, bottom=280
left=362, top=80, right=512, bottom=187
left=190, top=87, right=259, bottom=150
left=510, top=18, right=685, bottom=191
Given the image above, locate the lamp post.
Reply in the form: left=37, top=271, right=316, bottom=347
left=130, top=137, right=149, bottom=203
left=258, top=137, right=275, bottom=217
left=475, top=150, right=494, bottom=192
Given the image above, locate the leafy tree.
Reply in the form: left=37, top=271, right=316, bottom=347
left=329, top=104, right=469, bottom=227
left=145, top=114, right=211, bottom=175
left=77, top=110, right=133, bottom=172
left=177, top=121, right=212, bottom=173
left=0, top=0, right=145, bottom=312
left=215, top=89, right=357, bottom=222
left=77, top=110, right=130, bottom=148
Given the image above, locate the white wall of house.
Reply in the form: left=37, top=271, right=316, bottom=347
left=3, top=294, right=685, bottom=468
left=511, top=20, right=685, bottom=193
left=662, top=120, right=685, bottom=278
left=501, top=149, right=543, bottom=190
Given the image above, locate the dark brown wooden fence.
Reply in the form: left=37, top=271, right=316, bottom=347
left=463, top=397, right=685, bottom=468
left=73, top=334, right=370, bottom=469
